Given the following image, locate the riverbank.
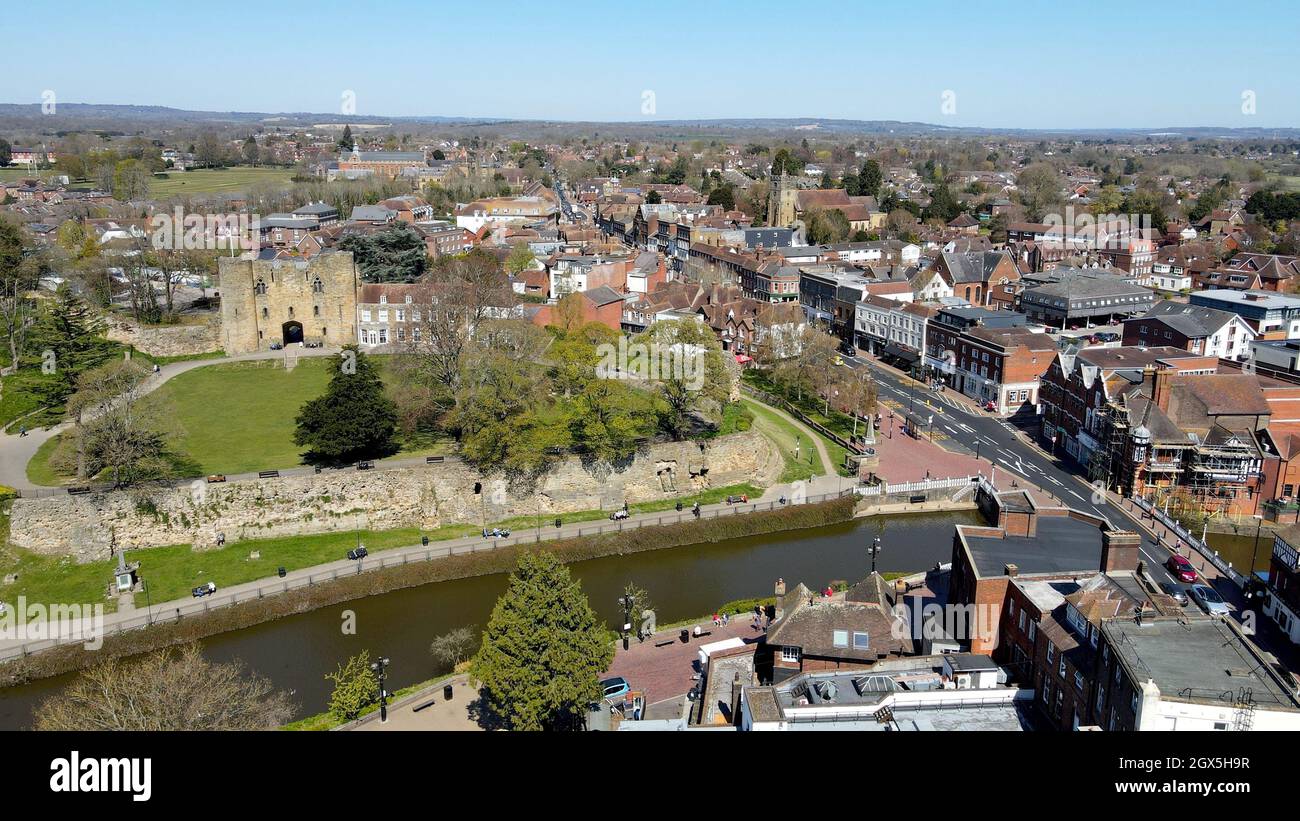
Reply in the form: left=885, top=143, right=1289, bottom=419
left=0, top=494, right=856, bottom=688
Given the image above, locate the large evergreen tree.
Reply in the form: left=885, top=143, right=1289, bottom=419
left=470, top=551, right=613, bottom=731
left=25, top=284, right=114, bottom=410
left=338, top=222, right=429, bottom=283
left=294, top=345, right=398, bottom=464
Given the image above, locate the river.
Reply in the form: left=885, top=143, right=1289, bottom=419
left=0, top=509, right=979, bottom=729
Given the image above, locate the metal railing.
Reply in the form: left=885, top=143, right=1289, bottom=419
left=1130, top=495, right=1246, bottom=586
left=0, top=489, right=856, bottom=662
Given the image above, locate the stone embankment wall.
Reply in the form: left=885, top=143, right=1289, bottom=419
left=104, top=315, right=222, bottom=358
left=9, top=431, right=782, bottom=562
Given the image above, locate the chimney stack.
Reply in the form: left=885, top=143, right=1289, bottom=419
left=1101, top=529, right=1142, bottom=573
left=1004, top=563, right=1019, bottom=577
left=1152, top=366, right=1173, bottom=411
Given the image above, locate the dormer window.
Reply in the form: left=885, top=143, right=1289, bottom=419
left=380, top=295, right=388, bottom=304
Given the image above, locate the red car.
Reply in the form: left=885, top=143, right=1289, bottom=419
left=1165, top=554, right=1198, bottom=583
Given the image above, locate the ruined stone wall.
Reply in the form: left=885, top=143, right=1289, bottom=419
left=9, top=430, right=782, bottom=562
left=105, top=315, right=222, bottom=358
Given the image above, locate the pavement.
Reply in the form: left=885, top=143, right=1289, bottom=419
left=0, top=345, right=340, bottom=490
left=349, top=675, right=482, bottom=731
left=602, top=617, right=765, bottom=707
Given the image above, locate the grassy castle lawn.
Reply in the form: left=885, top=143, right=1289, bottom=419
left=28, top=357, right=451, bottom=485
left=0, top=481, right=762, bottom=611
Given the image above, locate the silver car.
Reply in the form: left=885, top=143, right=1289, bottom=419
left=1189, top=584, right=1230, bottom=617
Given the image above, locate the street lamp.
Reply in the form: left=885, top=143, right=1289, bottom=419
left=370, top=656, right=391, bottom=724
left=1249, top=515, right=1264, bottom=576
left=868, top=534, right=883, bottom=574
left=618, top=594, right=635, bottom=651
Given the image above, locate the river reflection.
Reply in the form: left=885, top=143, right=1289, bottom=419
left=0, top=509, right=979, bottom=728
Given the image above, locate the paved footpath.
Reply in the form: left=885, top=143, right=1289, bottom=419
left=0, top=346, right=339, bottom=490
left=602, top=618, right=764, bottom=707
left=0, top=480, right=854, bottom=659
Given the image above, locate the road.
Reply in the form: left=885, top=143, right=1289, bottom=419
left=842, top=350, right=1185, bottom=588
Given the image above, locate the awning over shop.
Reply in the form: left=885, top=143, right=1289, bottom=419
left=882, top=343, right=920, bottom=364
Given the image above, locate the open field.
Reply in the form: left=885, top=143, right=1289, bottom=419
left=2, top=165, right=295, bottom=195
left=28, top=357, right=451, bottom=484
left=147, top=166, right=295, bottom=197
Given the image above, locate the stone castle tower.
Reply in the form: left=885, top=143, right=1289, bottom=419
left=217, top=253, right=359, bottom=355
left=766, top=171, right=797, bottom=228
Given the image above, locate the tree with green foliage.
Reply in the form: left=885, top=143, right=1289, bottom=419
left=470, top=551, right=613, bottom=730
left=111, top=158, right=151, bottom=202
left=338, top=222, right=429, bottom=283
left=294, top=345, right=398, bottom=464
left=859, top=160, right=882, bottom=198
left=706, top=185, right=736, bottom=210
left=325, top=650, right=378, bottom=723
left=337, top=125, right=354, bottom=151
left=504, top=243, right=536, bottom=276
left=644, top=189, right=662, bottom=204
left=24, top=284, right=115, bottom=411
left=923, top=184, right=962, bottom=223
left=804, top=207, right=851, bottom=245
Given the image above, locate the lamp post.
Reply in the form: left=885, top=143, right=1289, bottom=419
left=1249, top=515, right=1264, bottom=576
left=868, top=534, right=883, bottom=574
left=618, top=594, right=634, bottom=651
left=370, top=656, right=391, bottom=724
left=142, top=578, right=153, bottom=626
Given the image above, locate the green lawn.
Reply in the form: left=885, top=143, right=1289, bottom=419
left=742, top=397, right=823, bottom=481
left=28, top=357, right=453, bottom=484
left=147, top=167, right=295, bottom=197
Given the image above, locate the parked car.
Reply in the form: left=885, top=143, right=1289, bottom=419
left=724, top=494, right=749, bottom=504
left=1189, top=584, right=1230, bottom=617
left=1095, top=331, right=1121, bottom=343
left=269, top=341, right=283, bottom=350
left=838, top=341, right=856, bottom=357
left=206, top=474, right=227, bottom=483
left=600, top=676, right=630, bottom=701
left=191, top=581, right=216, bottom=598
left=833, top=355, right=846, bottom=367
left=1165, top=554, right=1199, bottom=583
left=347, top=546, right=368, bottom=561
left=1159, top=582, right=1189, bottom=606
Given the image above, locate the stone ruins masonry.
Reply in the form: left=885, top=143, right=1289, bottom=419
left=104, top=316, right=221, bottom=358
left=10, top=430, right=782, bottom=562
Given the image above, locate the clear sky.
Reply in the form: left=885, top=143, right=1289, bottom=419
left=4, top=0, right=1298, bottom=129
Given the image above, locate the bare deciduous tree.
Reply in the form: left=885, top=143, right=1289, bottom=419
left=36, top=643, right=295, bottom=731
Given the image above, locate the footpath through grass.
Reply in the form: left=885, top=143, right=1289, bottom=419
left=28, top=357, right=452, bottom=484
left=742, top=397, right=823, bottom=481
left=0, top=482, right=764, bottom=611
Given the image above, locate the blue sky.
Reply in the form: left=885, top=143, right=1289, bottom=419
left=4, top=0, right=1298, bottom=128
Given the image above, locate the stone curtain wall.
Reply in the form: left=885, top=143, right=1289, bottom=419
left=10, top=431, right=782, bottom=562
left=105, top=316, right=222, bottom=358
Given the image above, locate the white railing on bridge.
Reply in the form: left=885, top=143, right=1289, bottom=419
left=856, top=475, right=978, bottom=497
left=1131, top=496, right=1246, bottom=587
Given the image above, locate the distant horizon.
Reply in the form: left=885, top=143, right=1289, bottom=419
left=2, top=100, right=1299, bottom=135
left=4, top=0, right=1298, bottom=130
